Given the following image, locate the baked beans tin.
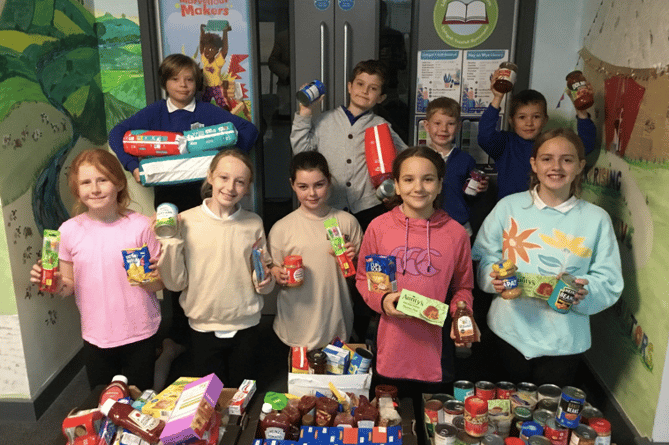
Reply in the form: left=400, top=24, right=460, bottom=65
left=454, top=380, right=475, bottom=402
left=455, top=430, right=481, bottom=444
left=475, top=381, right=497, bottom=402
left=556, top=386, right=586, bottom=429
left=444, top=400, right=465, bottom=424
left=569, top=424, right=597, bottom=444
left=520, top=421, right=543, bottom=441
left=548, top=274, right=582, bottom=313
left=481, top=433, right=504, bottom=445
left=284, top=255, right=304, bottom=286
left=496, top=382, right=516, bottom=400
left=528, top=437, right=551, bottom=445
left=533, top=409, right=554, bottom=426
left=435, top=423, right=458, bottom=445
left=537, top=398, right=559, bottom=413
left=544, top=418, right=569, bottom=445
left=579, top=406, right=603, bottom=425
left=425, top=399, right=444, bottom=436
left=588, top=418, right=610, bottom=445
left=464, top=396, right=489, bottom=437
left=538, top=384, right=562, bottom=402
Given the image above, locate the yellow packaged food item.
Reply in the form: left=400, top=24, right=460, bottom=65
left=122, top=245, right=156, bottom=284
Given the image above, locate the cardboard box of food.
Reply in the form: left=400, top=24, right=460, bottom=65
left=287, top=343, right=372, bottom=398
left=142, top=377, right=199, bottom=421
left=160, top=373, right=223, bottom=445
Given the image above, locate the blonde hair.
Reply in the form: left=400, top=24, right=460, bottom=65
left=200, top=148, right=254, bottom=199
left=68, top=149, right=130, bottom=215
left=529, top=128, right=586, bottom=197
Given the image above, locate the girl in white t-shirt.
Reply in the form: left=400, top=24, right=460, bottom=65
left=30, top=149, right=163, bottom=390
left=269, top=151, right=362, bottom=349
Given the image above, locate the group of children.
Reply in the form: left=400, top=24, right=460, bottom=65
left=30, top=55, right=622, bottom=411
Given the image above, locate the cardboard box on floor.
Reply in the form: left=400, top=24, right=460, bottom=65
left=288, top=343, right=372, bottom=398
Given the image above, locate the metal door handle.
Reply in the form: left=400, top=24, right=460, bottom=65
left=343, top=21, right=351, bottom=105
left=320, top=21, right=327, bottom=112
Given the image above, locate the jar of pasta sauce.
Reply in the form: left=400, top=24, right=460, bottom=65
left=284, top=255, right=304, bottom=287
left=493, top=62, right=518, bottom=93
left=566, top=71, right=594, bottom=111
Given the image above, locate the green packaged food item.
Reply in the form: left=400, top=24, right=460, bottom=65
left=396, top=289, right=449, bottom=327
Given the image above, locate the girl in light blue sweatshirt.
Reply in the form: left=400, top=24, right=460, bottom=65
left=472, top=128, right=623, bottom=387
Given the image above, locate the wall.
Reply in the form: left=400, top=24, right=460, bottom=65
left=532, top=0, right=669, bottom=439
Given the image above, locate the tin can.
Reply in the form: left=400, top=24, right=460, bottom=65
left=588, top=418, right=610, bottom=445
left=537, top=398, right=559, bottom=413
left=475, top=381, right=497, bottom=402
left=556, top=386, right=586, bottom=429
left=284, top=255, right=304, bottom=287
left=517, top=382, right=538, bottom=399
left=538, top=384, right=562, bottom=402
left=579, top=406, right=603, bottom=425
left=155, top=203, right=178, bottom=238
left=375, top=178, right=395, bottom=200
left=435, top=423, right=458, bottom=445
left=348, top=348, right=373, bottom=374
left=296, top=80, right=326, bottom=106
left=520, top=421, right=543, bottom=442
left=548, top=274, right=582, bottom=313
left=481, top=434, right=504, bottom=445
left=509, top=406, right=532, bottom=438
left=455, top=430, right=481, bottom=444
left=569, top=425, right=597, bottom=445
left=496, top=382, right=515, bottom=400
left=454, top=380, right=475, bottom=402
left=544, top=418, right=569, bottom=445
left=463, top=169, right=487, bottom=196
left=464, top=396, right=488, bottom=437
left=425, top=399, right=444, bottom=436
left=533, top=409, right=553, bottom=427
left=452, top=415, right=466, bottom=432
left=444, top=400, right=465, bottom=424
left=504, top=439, right=525, bottom=445
left=528, top=437, right=552, bottom=445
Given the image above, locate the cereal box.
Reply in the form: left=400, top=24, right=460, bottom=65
left=396, top=289, right=449, bottom=327
left=160, top=374, right=223, bottom=445
left=365, top=254, right=397, bottom=294
left=142, top=377, right=199, bottom=421
left=323, top=344, right=350, bottom=375
left=121, top=245, right=156, bottom=285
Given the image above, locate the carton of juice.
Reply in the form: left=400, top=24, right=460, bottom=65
left=324, top=217, right=355, bottom=278
left=40, top=230, right=60, bottom=293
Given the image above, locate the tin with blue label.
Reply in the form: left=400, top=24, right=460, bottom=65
left=453, top=380, right=474, bottom=403
left=547, top=273, right=582, bottom=313
left=296, top=80, right=326, bottom=106
left=555, top=386, right=586, bottom=429
left=348, top=347, right=373, bottom=374
left=519, top=420, right=543, bottom=441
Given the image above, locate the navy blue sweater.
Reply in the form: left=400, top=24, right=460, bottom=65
left=440, top=146, right=477, bottom=226
left=108, top=100, right=258, bottom=173
left=477, top=105, right=596, bottom=200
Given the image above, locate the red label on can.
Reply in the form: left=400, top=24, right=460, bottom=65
left=464, top=397, right=488, bottom=437
left=40, top=267, right=58, bottom=293
left=475, top=386, right=496, bottom=402
left=545, top=423, right=569, bottom=445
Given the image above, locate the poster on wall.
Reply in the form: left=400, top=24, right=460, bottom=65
left=157, top=0, right=255, bottom=122
left=433, top=0, right=499, bottom=49
left=461, top=49, right=508, bottom=116
left=415, top=50, right=463, bottom=114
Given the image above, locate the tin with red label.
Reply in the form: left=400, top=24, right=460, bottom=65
left=464, top=396, right=488, bottom=437
left=424, top=399, right=443, bottom=436
left=544, top=418, right=569, bottom=445
left=548, top=274, right=583, bottom=313
left=443, top=400, right=464, bottom=424
left=589, top=418, right=610, bottom=445
left=284, top=255, right=304, bottom=287
left=579, top=406, right=603, bottom=425
left=475, top=381, right=497, bottom=401
left=569, top=424, right=596, bottom=444
left=496, top=381, right=515, bottom=400
left=556, top=386, right=586, bottom=429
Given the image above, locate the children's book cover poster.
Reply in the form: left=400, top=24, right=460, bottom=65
left=158, top=0, right=255, bottom=122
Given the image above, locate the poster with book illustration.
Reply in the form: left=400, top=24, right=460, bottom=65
left=442, top=0, right=489, bottom=24
left=157, top=0, right=255, bottom=122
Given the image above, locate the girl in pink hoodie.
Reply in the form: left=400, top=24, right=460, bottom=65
left=355, top=146, right=474, bottom=393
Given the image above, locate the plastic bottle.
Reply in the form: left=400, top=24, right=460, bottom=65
left=99, top=399, right=165, bottom=443
left=260, top=411, right=291, bottom=440
left=452, top=301, right=480, bottom=344
left=99, top=375, right=130, bottom=407
left=259, top=402, right=273, bottom=421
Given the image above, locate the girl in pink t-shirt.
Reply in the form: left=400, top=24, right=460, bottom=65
left=30, top=149, right=163, bottom=390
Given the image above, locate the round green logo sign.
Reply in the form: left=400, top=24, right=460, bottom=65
left=433, top=0, right=499, bottom=49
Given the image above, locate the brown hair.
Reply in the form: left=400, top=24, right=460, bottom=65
left=509, top=89, right=547, bottom=118
left=425, top=97, right=461, bottom=121
left=350, top=59, right=387, bottom=94
left=289, top=151, right=332, bottom=183
left=159, top=54, right=203, bottom=92
left=529, top=128, right=586, bottom=197
left=201, top=148, right=254, bottom=199
left=391, top=145, right=446, bottom=209
left=68, top=149, right=130, bottom=216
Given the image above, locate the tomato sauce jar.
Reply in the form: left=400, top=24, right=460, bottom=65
left=566, top=70, right=594, bottom=111
left=493, top=62, right=518, bottom=93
